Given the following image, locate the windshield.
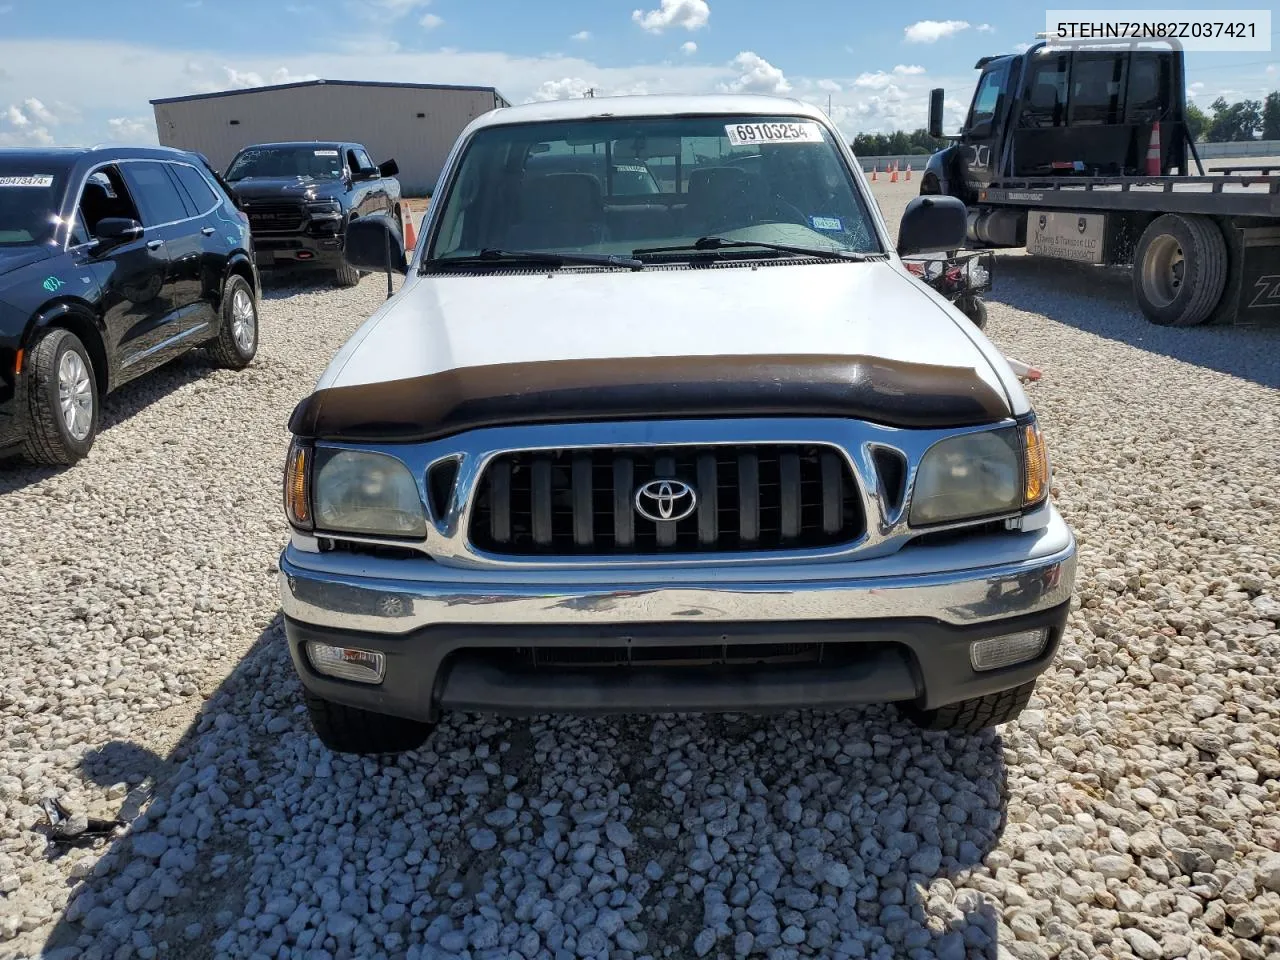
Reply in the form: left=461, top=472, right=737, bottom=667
left=427, top=115, right=882, bottom=263
left=0, top=163, right=69, bottom=246
left=225, top=146, right=344, bottom=181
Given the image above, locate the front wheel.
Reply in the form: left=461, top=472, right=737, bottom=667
left=23, top=328, right=99, bottom=466
left=209, top=275, right=258, bottom=369
left=334, top=260, right=361, bottom=288
left=898, top=680, right=1035, bottom=733
left=303, top=690, right=435, bottom=755
left=1133, top=214, right=1227, bottom=327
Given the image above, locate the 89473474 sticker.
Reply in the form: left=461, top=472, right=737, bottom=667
left=314, top=149, right=339, bottom=156
left=725, top=122, right=824, bottom=146
left=0, top=175, right=54, bottom=188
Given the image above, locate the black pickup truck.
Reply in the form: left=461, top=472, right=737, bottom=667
left=224, top=141, right=400, bottom=287
left=921, top=37, right=1280, bottom=328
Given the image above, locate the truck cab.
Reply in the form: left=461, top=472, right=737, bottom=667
left=922, top=41, right=1190, bottom=205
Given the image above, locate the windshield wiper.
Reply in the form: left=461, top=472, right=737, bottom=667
left=632, top=236, right=882, bottom=262
left=422, top=248, right=644, bottom=271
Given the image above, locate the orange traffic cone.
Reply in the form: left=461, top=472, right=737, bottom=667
left=905, top=162, right=912, bottom=181
left=890, top=161, right=899, bottom=183
left=1145, top=122, right=1162, bottom=176
left=871, top=165, right=878, bottom=182
left=401, top=204, right=418, bottom=248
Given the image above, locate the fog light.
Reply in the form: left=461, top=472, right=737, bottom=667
left=969, top=629, right=1048, bottom=672
left=307, top=643, right=385, bottom=684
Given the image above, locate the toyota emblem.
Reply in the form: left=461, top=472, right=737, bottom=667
left=634, top=479, right=697, bottom=523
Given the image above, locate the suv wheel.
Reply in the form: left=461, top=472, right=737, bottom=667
left=23, top=328, right=99, bottom=466
left=334, top=260, right=361, bottom=288
left=303, top=690, right=435, bottom=755
left=209, top=275, right=258, bottom=369
left=898, top=680, right=1035, bottom=733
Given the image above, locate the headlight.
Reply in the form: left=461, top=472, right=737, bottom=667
left=312, top=449, right=426, bottom=537
left=307, top=200, right=342, bottom=215
left=909, top=429, right=1022, bottom=526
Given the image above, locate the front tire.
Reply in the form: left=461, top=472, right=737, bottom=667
left=334, top=260, right=361, bottom=288
left=1133, top=214, right=1227, bottom=327
left=209, top=275, right=258, bottom=369
left=898, top=680, right=1035, bottom=733
left=303, top=690, right=435, bottom=755
left=23, top=328, right=99, bottom=466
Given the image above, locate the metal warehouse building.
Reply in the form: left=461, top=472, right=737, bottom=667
left=150, top=79, right=510, bottom=195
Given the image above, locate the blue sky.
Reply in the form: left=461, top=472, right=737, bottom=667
left=0, top=0, right=1275, bottom=147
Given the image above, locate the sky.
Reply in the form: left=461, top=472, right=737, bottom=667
left=0, top=0, right=1275, bottom=148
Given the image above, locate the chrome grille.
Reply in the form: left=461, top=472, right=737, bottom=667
left=468, top=444, right=864, bottom=556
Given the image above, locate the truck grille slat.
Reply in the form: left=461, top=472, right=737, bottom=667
left=469, top=444, right=863, bottom=556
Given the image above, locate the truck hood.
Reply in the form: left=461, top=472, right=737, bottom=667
left=227, top=177, right=344, bottom=202
left=0, top=245, right=52, bottom=278
left=291, top=261, right=1018, bottom=442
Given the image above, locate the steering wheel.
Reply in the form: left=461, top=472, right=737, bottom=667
left=753, top=198, right=811, bottom=227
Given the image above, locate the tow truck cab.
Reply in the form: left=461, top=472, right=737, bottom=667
left=923, top=41, right=1191, bottom=229
left=920, top=39, right=1280, bottom=329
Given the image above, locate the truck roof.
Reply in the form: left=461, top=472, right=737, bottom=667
left=468, top=94, right=827, bottom=131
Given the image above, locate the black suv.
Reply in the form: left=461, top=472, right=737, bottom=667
left=0, top=146, right=259, bottom=466
left=224, top=141, right=400, bottom=287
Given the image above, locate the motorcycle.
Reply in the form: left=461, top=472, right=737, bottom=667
left=902, top=251, right=994, bottom=330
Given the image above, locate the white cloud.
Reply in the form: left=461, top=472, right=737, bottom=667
left=271, top=67, right=320, bottom=84
left=366, top=0, right=431, bottom=14
left=1186, top=81, right=1205, bottom=99
left=530, top=77, right=595, bottom=101
left=817, top=79, right=841, bottom=93
left=904, top=19, right=970, bottom=43
left=632, top=0, right=709, bottom=34
left=1267, top=64, right=1277, bottom=76
left=420, top=13, right=443, bottom=28
left=976, top=23, right=994, bottom=32
left=571, top=30, right=591, bottom=41
left=681, top=41, right=697, bottom=55
left=893, top=64, right=925, bottom=76
left=106, top=116, right=156, bottom=142
left=339, top=37, right=402, bottom=55
left=222, top=67, right=264, bottom=88
left=4, top=104, right=29, bottom=127
left=21, top=98, right=59, bottom=125
left=720, top=51, right=790, bottom=95
left=853, top=71, right=894, bottom=90
left=1013, top=42, right=1031, bottom=53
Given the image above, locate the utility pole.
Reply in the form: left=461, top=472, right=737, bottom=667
left=828, top=93, right=833, bottom=116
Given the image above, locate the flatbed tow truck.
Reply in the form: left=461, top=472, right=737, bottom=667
left=921, top=37, right=1280, bottom=327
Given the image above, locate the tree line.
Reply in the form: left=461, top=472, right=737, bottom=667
left=851, top=92, right=1280, bottom=155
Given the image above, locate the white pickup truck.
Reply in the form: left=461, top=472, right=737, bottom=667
left=277, top=95, right=1077, bottom=755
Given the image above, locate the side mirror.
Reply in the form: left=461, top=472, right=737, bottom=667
left=897, top=196, right=967, bottom=257
left=93, top=217, right=144, bottom=247
left=928, top=88, right=945, bottom=139
left=378, top=158, right=399, bottom=178
left=345, top=213, right=406, bottom=275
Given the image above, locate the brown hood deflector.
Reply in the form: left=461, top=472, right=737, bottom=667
left=288, top=354, right=1011, bottom=442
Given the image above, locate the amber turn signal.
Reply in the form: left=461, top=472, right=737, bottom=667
left=1023, top=421, right=1049, bottom=506
left=284, top=442, right=312, bottom=528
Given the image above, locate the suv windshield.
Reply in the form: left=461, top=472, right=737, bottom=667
left=0, top=162, right=69, bottom=246
left=225, top=146, right=344, bottom=181
left=427, top=115, right=882, bottom=263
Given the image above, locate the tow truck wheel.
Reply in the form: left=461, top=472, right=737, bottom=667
left=1133, top=214, right=1227, bottom=327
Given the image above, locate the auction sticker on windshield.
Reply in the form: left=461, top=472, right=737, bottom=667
left=725, top=122, right=824, bottom=146
left=0, top=175, right=54, bottom=187
left=315, top=150, right=339, bottom=156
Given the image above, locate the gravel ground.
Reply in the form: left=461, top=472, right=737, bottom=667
left=1, top=180, right=1279, bottom=960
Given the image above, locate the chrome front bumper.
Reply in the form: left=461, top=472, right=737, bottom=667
left=279, top=509, right=1076, bottom=634
left=280, top=509, right=1075, bottom=719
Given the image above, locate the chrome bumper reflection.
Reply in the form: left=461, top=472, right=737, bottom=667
left=280, top=510, right=1076, bottom=636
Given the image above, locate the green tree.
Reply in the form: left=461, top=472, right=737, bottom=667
left=1263, top=91, right=1280, bottom=141
left=1206, top=96, right=1262, bottom=142
left=1184, top=101, right=1207, bottom=142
